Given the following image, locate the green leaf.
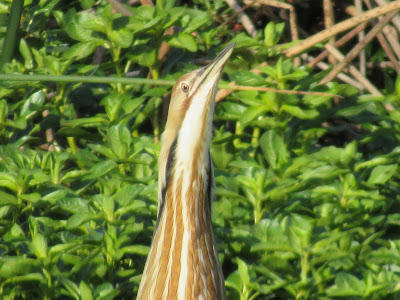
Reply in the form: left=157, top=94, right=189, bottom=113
left=326, top=272, right=365, bottom=296
left=0, top=172, right=18, bottom=192
left=184, top=11, right=209, bottom=33
left=281, top=105, right=319, bottom=119
left=283, top=214, right=313, bottom=251
left=58, top=275, right=81, bottom=299
left=102, top=196, right=115, bottom=221
left=19, top=38, right=33, bottom=69
left=0, top=99, right=8, bottom=124
left=122, top=245, right=149, bottom=256
left=57, top=127, right=99, bottom=140
left=85, top=160, right=117, bottom=180
left=240, top=105, right=268, bottom=127
left=31, top=233, right=48, bottom=258
left=367, top=164, right=397, bottom=184
left=259, top=130, right=288, bottom=169
left=109, top=29, right=133, bottom=48
left=20, top=90, right=46, bottom=119
left=66, top=213, right=96, bottom=229
left=128, top=44, right=156, bottom=67
left=107, top=125, right=131, bottom=159
left=63, top=40, right=104, bottom=60
left=64, top=10, right=97, bottom=41
left=237, top=258, right=250, bottom=286
left=230, top=71, right=265, bottom=86
left=264, top=22, right=284, bottom=47
left=0, top=257, right=42, bottom=278
left=80, top=281, right=93, bottom=300
left=0, top=190, right=17, bottom=205
left=299, top=165, right=342, bottom=180
left=231, top=32, right=260, bottom=48
left=167, top=32, right=197, bottom=52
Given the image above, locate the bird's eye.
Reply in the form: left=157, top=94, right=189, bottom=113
left=181, top=83, right=190, bottom=93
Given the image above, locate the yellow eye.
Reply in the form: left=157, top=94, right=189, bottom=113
left=181, top=83, right=190, bottom=93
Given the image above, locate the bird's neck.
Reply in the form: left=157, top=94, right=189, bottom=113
left=137, top=146, right=225, bottom=299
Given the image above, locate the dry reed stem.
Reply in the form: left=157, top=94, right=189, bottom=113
left=323, top=44, right=381, bottom=95
left=355, top=0, right=366, bottom=76
left=324, top=0, right=336, bottom=64
left=319, top=10, right=399, bottom=85
left=352, top=1, right=400, bottom=71
left=225, top=0, right=257, bottom=37
left=216, top=84, right=340, bottom=103
left=106, top=0, right=134, bottom=16
left=284, top=0, right=400, bottom=57
left=247, top=0, right=300, bottom=65
left=372, top=0, right=400, bottom=35
left=307, top=23, right=367, bottom=68
left=375, top=31, right=400, bottom=72
left=303, top=54, right=364, bottom=89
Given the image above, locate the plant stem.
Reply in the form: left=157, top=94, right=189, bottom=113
left=0, top=0, right=24, bottom=70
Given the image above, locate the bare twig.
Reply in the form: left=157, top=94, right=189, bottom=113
left=216, top=83, right=341, bottom=103
left=284, top=0, right=400, bottom=57
left=247, top=0, right=300, bottom=65
left=374, top=0, right=400, bottom=32
left=323, top=44, right=381, bottom=95
left=225, top=0, right=257, bottom=37
left=307, top=23, right=367, bottom=68
left=106, top=0, right=133, bottom=16
left=323, top=0, right=336, bottom=64
left=319, top=10, right=399, bottom=85
left=348, top=1, right=400, bottom=72
left=355, top=0, right=366, bottom=76
left=303, top=54, right=364, bottom=89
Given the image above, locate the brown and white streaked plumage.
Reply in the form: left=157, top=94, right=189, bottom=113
left=136, top=43, right=235, bottom=300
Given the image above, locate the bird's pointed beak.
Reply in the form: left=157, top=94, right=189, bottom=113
left=190, top=43, right=235, bottom=97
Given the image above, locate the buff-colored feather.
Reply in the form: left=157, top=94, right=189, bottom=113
left=137, top=43, right=235, bottom=300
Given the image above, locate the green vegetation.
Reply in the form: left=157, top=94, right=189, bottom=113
left=0, top=0, right=399, bottom=299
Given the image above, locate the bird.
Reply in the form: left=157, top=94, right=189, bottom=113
left=136, top=42, right=235, bottom=300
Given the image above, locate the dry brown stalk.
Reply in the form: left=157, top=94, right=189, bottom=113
left=349, top=1, right=400, bottom=72
left=307, top=23, right=367, bottom=68
left=284, top=0, right=400, bottom=57
left=303, top=54, right=364, bottom=89
left=375, top=31, right=400, bottom=72
left=319, top=10, right=399, bottom=85
left=225, top=0, right=257, bottom=37
left=373, top=0, right=400, bottom=32
left=247, top=0, right=300, bottom=65
left=355, top=0, right=366, bottom=76
left=106, top=0, right=134, bottom=16
left=323, top=0, right=336, bottom=64
left=216, top=84, right=340, bottom=103
left=323, top=44, right=382, bottom=95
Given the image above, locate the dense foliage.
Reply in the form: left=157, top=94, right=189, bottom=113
left=0, top=0, right=399, bottom=299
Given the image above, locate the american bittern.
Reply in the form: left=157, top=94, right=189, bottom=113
left=136, top=43, right=235, bottom=299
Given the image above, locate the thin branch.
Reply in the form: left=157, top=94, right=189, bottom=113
left=355, top=0, right=366, bottom=76
left=303, top=54, right=364, bottom=90
left=0, top=0, right=24, bottom=70
left=284, top=0, right=400, bottom=57
left=357, top=0, right=400, bottom=71
left=221, top=84, right=341, bottom=97
left=374, top=0, right=400, bottom=32
left=248, top=0, right=300, bottom=65
left=0, top=73, right=340, bottom=98
left=323, top=0, right=336, bottom=64
left=323, top=44, right=382, bottom=95
left=319, top=10, right=399, bottom=85
left=307, top=23, right=367, bottom=68
left=225, top=0, right=257, bottom=37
